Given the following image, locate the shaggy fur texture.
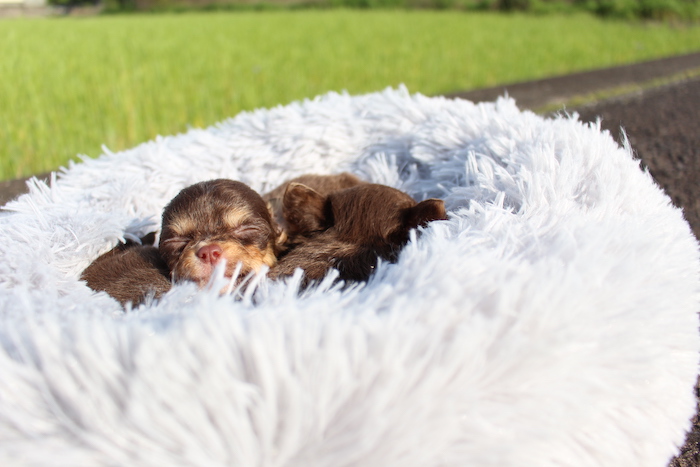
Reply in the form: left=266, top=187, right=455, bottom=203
left=159, top=179, right=277, bottom=287
left=0, top=87, right=697, bottom=467
left=81, top=232, right=171, bottom=307
left=263, top=172, right=365, bottom=237
left=270, top=181, right=447, bottom=285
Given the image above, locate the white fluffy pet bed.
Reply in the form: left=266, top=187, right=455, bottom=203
left=0, top=87, right=698, bottom=467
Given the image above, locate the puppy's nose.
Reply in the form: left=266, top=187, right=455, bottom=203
left=197, top=244, right=223, bottom=265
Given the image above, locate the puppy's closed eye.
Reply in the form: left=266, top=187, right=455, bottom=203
left=161, top=237, right=189, bottom=253
left=232, top=224, right=267, bottom=246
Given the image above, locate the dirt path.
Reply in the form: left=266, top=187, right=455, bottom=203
left=447, top=51, right=700, bottom=112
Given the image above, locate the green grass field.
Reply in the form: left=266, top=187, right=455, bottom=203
left=2, top=10, right=699, bottom=180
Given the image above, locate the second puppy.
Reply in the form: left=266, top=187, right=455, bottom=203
left=159, top=179, right=278, bottom=287
left=262, top=172, right=364, bottom=244
left=270, top=182, right=447, bottom=286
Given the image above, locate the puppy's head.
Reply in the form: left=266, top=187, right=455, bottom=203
left=274, top=183, right=447, bottom=284
left=159, top=179, right=277, bottom=287
left=263, top=172, right=365, bottom=243
left=283, top=182, right=447, bottom=252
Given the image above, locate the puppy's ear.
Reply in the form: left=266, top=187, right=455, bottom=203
left=403, top=198, right=447, bottom=230
left=283, top=183, right=329, bottom=236
left=140, top=232, right=158, bottom=246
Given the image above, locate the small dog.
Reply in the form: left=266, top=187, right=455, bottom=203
left=269, top=181, right=447, bottom=286
left=262, top=172, right=364, bottom=243
left=81, top=232, right=171, bottom=307
left=159, top=179, right=278, bottom=287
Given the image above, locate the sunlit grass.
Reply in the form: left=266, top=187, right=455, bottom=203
left=1, top=10, right=699, bottom=179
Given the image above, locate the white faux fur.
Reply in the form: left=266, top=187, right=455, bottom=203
left=0, top=87, right=698, bottom=467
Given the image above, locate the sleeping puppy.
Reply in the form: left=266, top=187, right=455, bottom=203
left=159, top=179, right=278, bottom=287
left=269, top=182, right=447, bottom=286
left=262, top=172, right=364, bottom=244
left=81, top=232, right=171, bottom=307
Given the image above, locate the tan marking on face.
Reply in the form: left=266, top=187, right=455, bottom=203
left=172, top=248, right=209, bottom=285
left=169, top=216, right=197, bottom=238
left=223, top=207, right=250, bottom=231
left=173, top=240, right=277, bottom=287
left=261, top=244, right=277, bottom=268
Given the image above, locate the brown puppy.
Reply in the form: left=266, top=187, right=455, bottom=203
left=81, top=232, right=171, bottom=307
left=159, top=179, right=277, bottom=287
left=262, top=172, right=364, bottom=244
left=269, top=182, right=447, bottom=286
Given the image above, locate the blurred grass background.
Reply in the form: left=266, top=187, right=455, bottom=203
left=1, top=10, right=699, bottom=180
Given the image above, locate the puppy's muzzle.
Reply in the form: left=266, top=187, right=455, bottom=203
left=197, top=244, right=223, bottom=265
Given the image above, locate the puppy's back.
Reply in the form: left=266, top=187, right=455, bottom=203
left=263, top=172, right=364, bottom=236
left=263, top=172, right=363, bottom=203
left=82, top=237, right=171, bottom=307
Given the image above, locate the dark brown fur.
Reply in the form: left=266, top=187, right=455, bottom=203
left=269, top=182, right=447, bottom=286
left=262, top=172, right=364, bottom=243
left=81, top=233, right=171, bottom=307
left=159, top=179, right=277, bottom=287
